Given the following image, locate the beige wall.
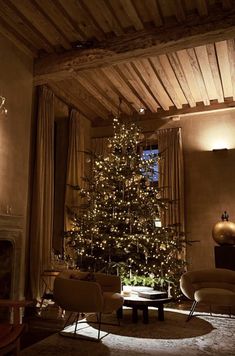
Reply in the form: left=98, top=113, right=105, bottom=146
left=92, top=109, right=235, bottom=271
left=0, top=34, right=33, bottom=297
left=166, top=111, right=235, bottom=271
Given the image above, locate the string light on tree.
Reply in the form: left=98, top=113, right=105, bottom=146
left=65, top=117, right=186, bottom=297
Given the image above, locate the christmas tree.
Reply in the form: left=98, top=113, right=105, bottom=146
left=64, top=117, right=185, bottom=297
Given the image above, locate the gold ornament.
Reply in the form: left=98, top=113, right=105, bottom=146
left=212, top=211, right=235, bottom=245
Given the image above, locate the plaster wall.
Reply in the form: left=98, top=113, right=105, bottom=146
left=173, top=111, right=235, bottom=271
left=0, top=34, right=33, bottom=297
left=92, top=110, right=235, bottom=271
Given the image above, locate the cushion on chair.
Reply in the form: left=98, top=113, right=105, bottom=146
left=102, top=292, right=124, bottom=313
left=195, top=288, right=235, bottom=306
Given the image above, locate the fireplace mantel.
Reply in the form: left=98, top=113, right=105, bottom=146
left=0, top=214, right=25, bottom=299
left=0, top=214, right=24, bottom=230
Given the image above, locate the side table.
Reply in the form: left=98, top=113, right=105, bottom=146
left=39, top=270, right=60, bottom=314
left=123, top=294, right=172, bottom=324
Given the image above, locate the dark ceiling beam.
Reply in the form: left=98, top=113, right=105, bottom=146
left=34, top=8, right=235, bottom=84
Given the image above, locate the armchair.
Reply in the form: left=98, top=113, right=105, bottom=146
left=53, top=270, right=124, bottom=341
left=180, top=268, right=235, bottom=321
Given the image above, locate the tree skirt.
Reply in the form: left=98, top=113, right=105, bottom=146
left=20, top=308, right=235, bottom=356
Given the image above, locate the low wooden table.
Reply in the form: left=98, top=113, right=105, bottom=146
left=123, top=294, right=172, bottom=324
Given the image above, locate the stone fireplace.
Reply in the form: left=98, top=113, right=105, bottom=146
left=0, top=214, right=24, bottom=299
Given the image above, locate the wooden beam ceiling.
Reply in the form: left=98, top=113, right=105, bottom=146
left=2, top=0, right=235, bottom=124
left=34, top=8, right=235, bottom=84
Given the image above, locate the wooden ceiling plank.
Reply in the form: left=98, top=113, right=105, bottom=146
left=57, top=0, right=104, bottom=41
left=89, top=69, right=131, bottom=115
left=118, top=62, right=160, bottom=112
left=34, top=0, right=84, bottom=43
left=132, top=58, right=172, bottom=110
left=10, top=0, right=71, bottom=50
left=144, top=0, right=163, bottom=27
left=0, top=16, right=35, bottom=57
left=101, top=67, right=142, bottom=111
left=133, top=0, right=152, bottom=24
left=0, top=1, right=54, bottom=54
left=177, top=49, right=203, bottom=103
left=170, top=0, right=186, bottom=23
left=195, top=45, right=221, bottom=101
left=119, top=0, right=144, bottom=30
left=186, top=48, right=210, bottom=106
left=227, top=39, right=235, bottom=100
left=215, top=40, right=233, bottom=99
left=206, top=43, right=224, bottom=103
left=150, top=55, right=185, bottom=108
left=196, top=0, right=208, bottom=17
left=48, top=81, right=95, bottom=120
left=74, top=73, right=119, bottom=115
left=53, top=0, right=87, bottom=40
left=81, top=0, right=113, bottom=34
left=107, top=0, right=131, bottom=29
left=62, top=79, right=109, bottom=120
left=95, top=0, right=124, bottom=36
left=168, top=52, right=196, bottom=107
left=92, top=70, right=133, bottom=115
left=114, top=63, right=151, bottom=110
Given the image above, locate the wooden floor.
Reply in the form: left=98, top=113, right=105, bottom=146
left=20, top=299, right=235, bottom=351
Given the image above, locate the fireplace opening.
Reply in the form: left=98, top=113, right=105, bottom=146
left=0, top=240, right=13, bottom=299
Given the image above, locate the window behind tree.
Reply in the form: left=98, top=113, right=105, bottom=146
left=141, top=145, right=159, bottom=184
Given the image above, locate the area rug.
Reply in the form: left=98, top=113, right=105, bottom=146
left=20, top=308, right=235, bottom=356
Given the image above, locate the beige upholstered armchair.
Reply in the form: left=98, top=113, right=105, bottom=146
left=180, top=268, right=235, bottom=321
left=53, top=270, right=124, bottom=340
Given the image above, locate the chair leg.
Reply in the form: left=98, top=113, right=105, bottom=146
left=97, top=312, right=101, bottom=341
left=209, top=304, right=213, bottom=316
left=74, top=313, right=80, bottom=334
left=63, top=311, right=74, bottom=330
left=187, top=301, right=197, bottom=321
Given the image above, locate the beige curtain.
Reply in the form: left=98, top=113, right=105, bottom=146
left=30, top=86, right=54, bottom=300
left=157, top=128, right=185, bottom=233
left=65, top=110, right=89, bottom=231
left=91, top=137, right=110, bottom=156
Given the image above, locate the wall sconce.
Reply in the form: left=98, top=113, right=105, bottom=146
left=0, top=96, right=7, bottom=116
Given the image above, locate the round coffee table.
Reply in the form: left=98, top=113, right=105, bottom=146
left=123, top=294, right=172, bottom=324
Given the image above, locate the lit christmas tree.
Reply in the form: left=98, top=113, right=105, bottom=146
left=65, top=117, right=185, bottom=297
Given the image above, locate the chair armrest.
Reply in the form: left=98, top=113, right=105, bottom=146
left=180, top=274, right=196, bottom=300
left=95, top=274, right=121, bottom=293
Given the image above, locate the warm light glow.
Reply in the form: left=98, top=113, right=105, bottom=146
left=139, top=107, right=145, bottom=115
left=197, top=121, right=235, bottom=151
left=211, top=140, right=228, bottom=150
